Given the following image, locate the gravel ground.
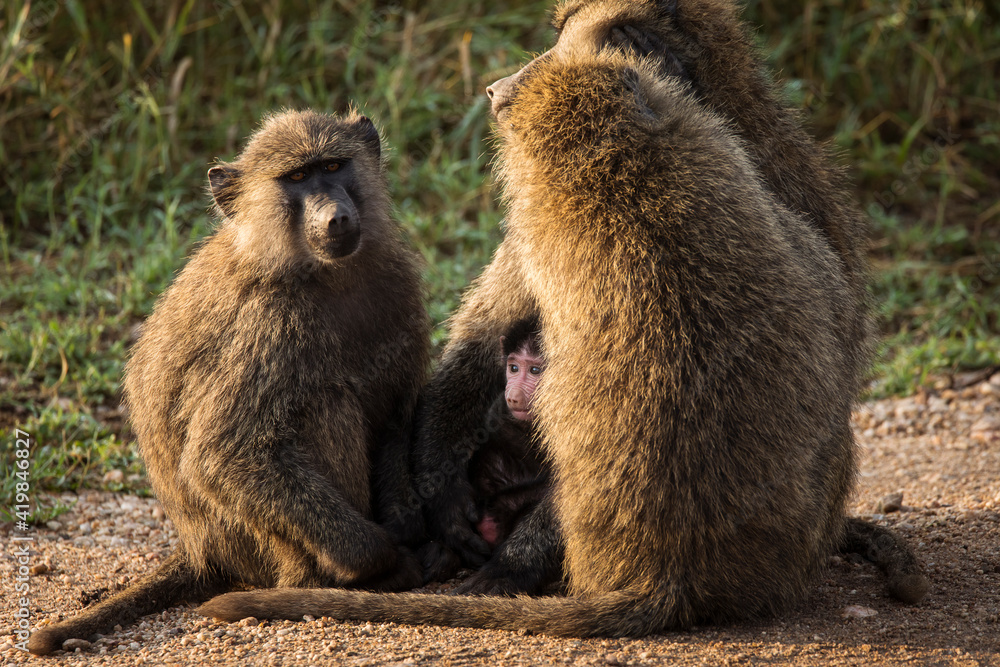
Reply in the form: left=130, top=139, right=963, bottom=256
left=4, top=374, right=999, bottom=666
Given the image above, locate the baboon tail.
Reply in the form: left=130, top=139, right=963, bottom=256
left=28, top=550, right=221, bottom=655
left=200, top=588, right=682, bottom=638
left=840, top=517, right=929, bottom=603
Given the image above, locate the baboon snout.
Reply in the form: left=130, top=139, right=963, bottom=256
left=505, top=388, right=526, bottom=410
left=487, top=75, right=516, bottom=118
left=488, top=52, right=552, bottom=120
left=305, top=195, right=360, bottom=259
left=327, top=207, right=353, bottom=234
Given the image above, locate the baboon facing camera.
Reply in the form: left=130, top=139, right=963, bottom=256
left=28, top=110, right=429, bottom=655
left=200, top=0, right=927, bottom=637
left=470, top=318, right=549, bottom=550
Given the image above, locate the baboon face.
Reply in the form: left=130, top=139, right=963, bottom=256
left=275, top=159, right=362, bottom=260
left=487, top=0, right=672, bottom=120
left=207, top=110, right=384, bottom=266
left=504, top=343, right=544, bottom=422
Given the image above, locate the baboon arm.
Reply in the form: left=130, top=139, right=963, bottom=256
left=181, top=437, right=396, bottom=584
left=413, top=240, right=537, bottom=565
left=454, top=494, right=563, bottom=596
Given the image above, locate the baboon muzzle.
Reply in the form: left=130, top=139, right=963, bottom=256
left=305, top=193, right=360, bottom=259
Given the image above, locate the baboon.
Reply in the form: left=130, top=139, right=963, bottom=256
left=470, top=318, right=548, bottom=549
left=414, top=0, right=882, bottom=592
left=28, top=110, right=429, bottom=655
left=198, top=0, right=926, bottom=635
left=418, top=318, right=552, bottom=583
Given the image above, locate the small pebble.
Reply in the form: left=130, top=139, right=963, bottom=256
left=842, top=605, right=878, bottom=619
left=877, top=492, right=903, bottom=513
left=62, top=638, right=92, bottom=651
left=103, top=469, right=125, bottom=484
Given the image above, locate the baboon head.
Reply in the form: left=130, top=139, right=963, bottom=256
left=487, top=0, right=702, bottom=121
left=208, top=110, right=389, bottom=272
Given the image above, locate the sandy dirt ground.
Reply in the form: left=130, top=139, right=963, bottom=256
left=3, top=374, right=999, bottom=666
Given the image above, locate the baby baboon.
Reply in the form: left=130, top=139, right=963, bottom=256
left=28, top=110, right=428, bottom=655
left=199, top=0, right=925, bottom=635
left=418, top=317, right=553, bottom=584
left=470, top=317, right=548, bottom=549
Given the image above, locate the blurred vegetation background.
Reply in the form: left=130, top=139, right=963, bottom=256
left=1, top=0, right=998, bottom=501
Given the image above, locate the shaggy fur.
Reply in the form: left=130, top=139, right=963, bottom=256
left=199, top=0, right=925, bottom=636
left=28, top=110, right=428, bottom=655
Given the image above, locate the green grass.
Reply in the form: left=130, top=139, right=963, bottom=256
left=1, top=0, right=998, bottom=501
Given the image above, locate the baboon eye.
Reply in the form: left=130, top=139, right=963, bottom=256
left=324, top=162, right=342, bottom=172
left=287, top=171, right=307, bottom=182
left=530, top=366, right=542, bottom=375
left=509, top=364, right=519, bottom=374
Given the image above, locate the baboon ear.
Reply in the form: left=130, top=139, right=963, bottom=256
left=355, top=115, right=381, bottom=161
left=208, top=164, right=240, bottom=218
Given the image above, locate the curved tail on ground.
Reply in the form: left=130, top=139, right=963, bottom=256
left=840, top=517, right=929, bottom=603
left=29, top=551, right=218, bottom=656
left=200, top=588, right=680, bottom=638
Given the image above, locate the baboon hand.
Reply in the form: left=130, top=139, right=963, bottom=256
left=313, top=528, right=397, bottom=584
left=381, top=501, right=425, bottom=547
left=609, top=25, right=689, bottom=81
left=443, top=500, right=492, bottom=568
left=427, top=486, right=491, bottom=568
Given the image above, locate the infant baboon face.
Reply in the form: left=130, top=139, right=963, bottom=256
left=279, top=159, right=362, bottom=260
left=505, top=344, right=544, bottom=422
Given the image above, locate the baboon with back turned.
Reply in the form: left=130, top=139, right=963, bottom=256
left=200, top=0, right=926, bottom=635
left=419, top=0, right=924, bottom=600
left=412, top=0, right=882, bottom=593
left=28, top=109, right=428, bottom=655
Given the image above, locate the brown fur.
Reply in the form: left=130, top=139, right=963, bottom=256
left=28, top=110, right=428, bottom=655
left=198, top=0, right=925, bottom=636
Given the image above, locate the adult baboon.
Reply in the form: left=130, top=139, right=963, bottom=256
left=416, top=0, right=879, bottom=592
left=199, top=0, right=926, bottom=635
left=28, top=110, right=428, bottom=655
